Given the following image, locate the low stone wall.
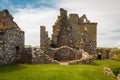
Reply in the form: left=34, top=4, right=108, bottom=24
left=69, top=51, right=93, bottom=64
left=97, top=48, right=115, bottom=59
left=20, top=46, right=32, bottom=63
left=45, top=46, right=82, bottom=61
left=23, top=46, right=58, bottom=64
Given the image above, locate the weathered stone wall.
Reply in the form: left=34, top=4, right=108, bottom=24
left=0, top=9, right=24, bottom=64
left=56, top=8, right=71, bottom=47
left=39, top=8, right=97, bottom=62
left=23, top=46, right=58, bottom=64
left=0, top=28, right=24, bottom=64
left=0, top=9, right=20, bottom=30
left=79, top=23, right=97, bottom=54
left=51, top=8, right=97, bottom=54
left=67, top=50, right=93, bottom=64
left=46, top=46, right=82, bottom=61
left=40, top=26, right=51, bottom=50
left=97, top=48, right=115, bottom=59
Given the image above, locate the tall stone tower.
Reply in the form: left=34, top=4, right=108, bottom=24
left=0, top=9, right=24, bottom=64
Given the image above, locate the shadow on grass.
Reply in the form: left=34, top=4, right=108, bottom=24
left=0, top=64, right=26, bottom=73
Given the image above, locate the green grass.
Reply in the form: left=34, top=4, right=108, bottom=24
left=0, top=60, right=119, bottom=80
left=110, top=49, right=120, bottom=61
left=110, top=54, right=120, bottom=61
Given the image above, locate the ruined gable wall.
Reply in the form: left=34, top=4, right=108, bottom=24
left=0, top=9, right=20, bottom=29
left=0, top=9, right=24, bottom=64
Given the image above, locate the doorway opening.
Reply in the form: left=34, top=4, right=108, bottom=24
left=16, top=46, right=20, bottom=63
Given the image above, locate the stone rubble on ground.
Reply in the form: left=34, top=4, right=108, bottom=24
left=103, top=67, right=116, bottom=78
left=117, top=74, right=120, bottom=80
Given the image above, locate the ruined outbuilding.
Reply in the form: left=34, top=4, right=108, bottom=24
left=0, top=9, right=24, bottom=64
left=40, top=8, right=97, bottom=62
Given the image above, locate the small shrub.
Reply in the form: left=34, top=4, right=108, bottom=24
left=111, top=65, right=120, bottom=76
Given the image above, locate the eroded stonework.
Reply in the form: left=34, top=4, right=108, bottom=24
left=0, top=9, right=24, bottom=64
left=40, top=8, right=97, bottom=62
left=52, top=8, right=97, bottom=53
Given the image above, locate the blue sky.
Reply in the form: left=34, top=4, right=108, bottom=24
left=0, top=0, right=120, bottom=48
left=0, top=0, right=56, bottom=10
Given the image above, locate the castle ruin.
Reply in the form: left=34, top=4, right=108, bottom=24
left=0, top=8, right=98, bottom=64
left=40, top=8, right=97, bottom=61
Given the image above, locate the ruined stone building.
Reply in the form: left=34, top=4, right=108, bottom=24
left=0, top=8, right=97, bottom=64
left=40, top=8, right=97, bottom=61
left=0, top=9, right=24, bottom=64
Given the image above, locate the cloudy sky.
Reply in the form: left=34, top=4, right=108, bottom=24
left=0, top=0, right=120, bottom=48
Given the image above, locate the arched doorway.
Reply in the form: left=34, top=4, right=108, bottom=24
left=16, top=46, right=20, bottom=63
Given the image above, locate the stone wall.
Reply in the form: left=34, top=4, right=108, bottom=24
left=45, top=46, right=82, bottom=61
left=0, top=9, right=24, bottom=64
left=0, top=28, right=24, bottom=64
left=97, top=48, right=115, bottom=59
left=51, top=8, right=97, bottom=54
left=40, top=26, right=51, bottom=50
left=40, top=8, right=97, bottom=62
left=23, top=46, right=58, bottom=64
left=56, top=9, right=71, bottom=47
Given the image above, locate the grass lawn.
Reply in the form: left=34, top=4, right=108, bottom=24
left=0, top=59, right=119, bottom=80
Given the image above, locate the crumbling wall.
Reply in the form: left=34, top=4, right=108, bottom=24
left=40, top=26, right=51, bottom=50
left=23, top=46, right=58, bottom=64
left=40, top=8, right=98, bottom=62
left=55, top=8, right=71, bottom=47
left=0, top=9, right=20, bottom=30
left=51, top=8, right=97, bottom=54
left=54, top=46, right=82, bottom=61
left=97, top=48, right=115, bottom=59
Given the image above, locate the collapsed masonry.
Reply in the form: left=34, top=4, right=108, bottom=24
left=40, top=8, right=97, bottom=62
left=0, top=9, right=24, bottom=64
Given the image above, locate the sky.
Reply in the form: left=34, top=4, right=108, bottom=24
left=0, top=0, right=120, bottom=48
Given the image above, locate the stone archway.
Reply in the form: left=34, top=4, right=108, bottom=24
left=15, top=46, right=20, bottom=63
